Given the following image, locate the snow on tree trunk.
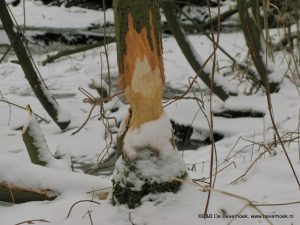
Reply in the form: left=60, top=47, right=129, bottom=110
left=112, top=0, right=187, bottom=208
left=22, top=112, right=71, bottom=170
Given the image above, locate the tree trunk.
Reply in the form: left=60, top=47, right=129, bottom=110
left=112, top=0, right=186, bottom=208
left=237, top=0, right=279, bottom=92
left=161, top=1, right=236, bottom=101
left=22, top=111, right=72, bottom=170
left=0, top=1, right=70, bottom=130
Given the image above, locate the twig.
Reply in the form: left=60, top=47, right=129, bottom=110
left=102, top=0, right=112, bottom=97
left=254, top=200, right=300, bottom=207
left=227, top=204, right=248, bottom=225
left=264, top=59, right=300, bottom=189
left=86, top=187, right=111, bottom=194
left=71, top=87, right=122, bottom=135
left=128, top=212, right=136, bottom=225
left=87, top=210, right=94, bottom=225
left=66, top=200, right=100, bottom=218
left=0, top=98, right=50, bottom=123
left=41, top=39, right=115, bottom=65
left=14, top=219, right=49, bottom=225
left=0, top=40, right=13, bottom=63
left=172, top=177, right=273, bottom=225
left=204, top=0, right=221, bottom=217
left=71, top=104, right=96, bottom=135
left=204, top=161, right=236, bottom=181
left=230, top=149, right=269, bottom=184
left=82, top=210, right=94, bottom=225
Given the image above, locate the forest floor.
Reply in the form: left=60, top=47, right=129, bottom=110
left=0, top=1, right=299, bottom=225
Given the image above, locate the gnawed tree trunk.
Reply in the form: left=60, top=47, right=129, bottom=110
left=0, top=1, right=70, bottom=130
left=112, top=0, right=187, bottom=208
left=237, top=0, right=280, bottom=93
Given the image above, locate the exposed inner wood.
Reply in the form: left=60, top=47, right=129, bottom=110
left=119, top=13, right=164, bottom=129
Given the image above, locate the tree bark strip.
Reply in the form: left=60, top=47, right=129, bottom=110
left=0, top=1, right=70, bottom=130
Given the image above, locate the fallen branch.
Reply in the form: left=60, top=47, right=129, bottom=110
left=161, top=1, right=237, bottom=101
left=0, top=183, right=56, bottom=203
left=41, top=37, right=115, bottom=65
left=15, top=219, right=50, bottom=225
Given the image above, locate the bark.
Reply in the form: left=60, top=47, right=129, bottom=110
left=237, top=0, right=279, bottom=92
left=161, top=1, right=233, bottom=101
left=0, top=183, right=56, bottom=203
left=0, top=1, right=70, bottom=130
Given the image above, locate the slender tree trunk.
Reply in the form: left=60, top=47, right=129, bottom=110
left=112, top=0, right=186, bottom=208
left=161, top=1, right=235, bottom=101
left=237, top=0, right=279, bottom=92
left=0, top=1, right=70, bottom=130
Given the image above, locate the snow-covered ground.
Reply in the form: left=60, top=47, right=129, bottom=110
left=0, top=1, right=300, bottom=225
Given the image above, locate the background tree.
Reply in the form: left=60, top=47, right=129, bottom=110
left=111, top=0, right=186, bottom=208
left=237, top=0, right=280, bottom=93
left=0, top=1, right=71, bottom=130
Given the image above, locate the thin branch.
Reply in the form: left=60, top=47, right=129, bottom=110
left=128, top=212, right=136, bottom=225
left=230, top=149, right=269, bottom=184
left=204, top=0, right=221, bottom=217
left=66, top=200, right=100, bottom=219
left=254, top=200, right=300, bottom=207
left=172, top=177, right=273, bottom=225
left=0, top=99, right=50, bottom=123
left=15, top=219, right=50, bottom=225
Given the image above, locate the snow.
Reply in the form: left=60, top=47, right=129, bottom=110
left=185, top=32, right=239, bottom=94
left=0, top=0, right=114, bottom=29
left=22, top=114, right=55, bottom=165
left=0, top=155, right=111, bottom=193
left=22, top=113, right=72, bottom=170
left=123, top=112, right=174, bottom=160
left=0, top=1, right=300, bottom=225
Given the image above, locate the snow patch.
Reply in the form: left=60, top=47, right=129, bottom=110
left=123, top=112, right=174, bottom=160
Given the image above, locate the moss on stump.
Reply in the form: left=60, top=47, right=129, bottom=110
left=111, top=151, right=187, bottom=209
